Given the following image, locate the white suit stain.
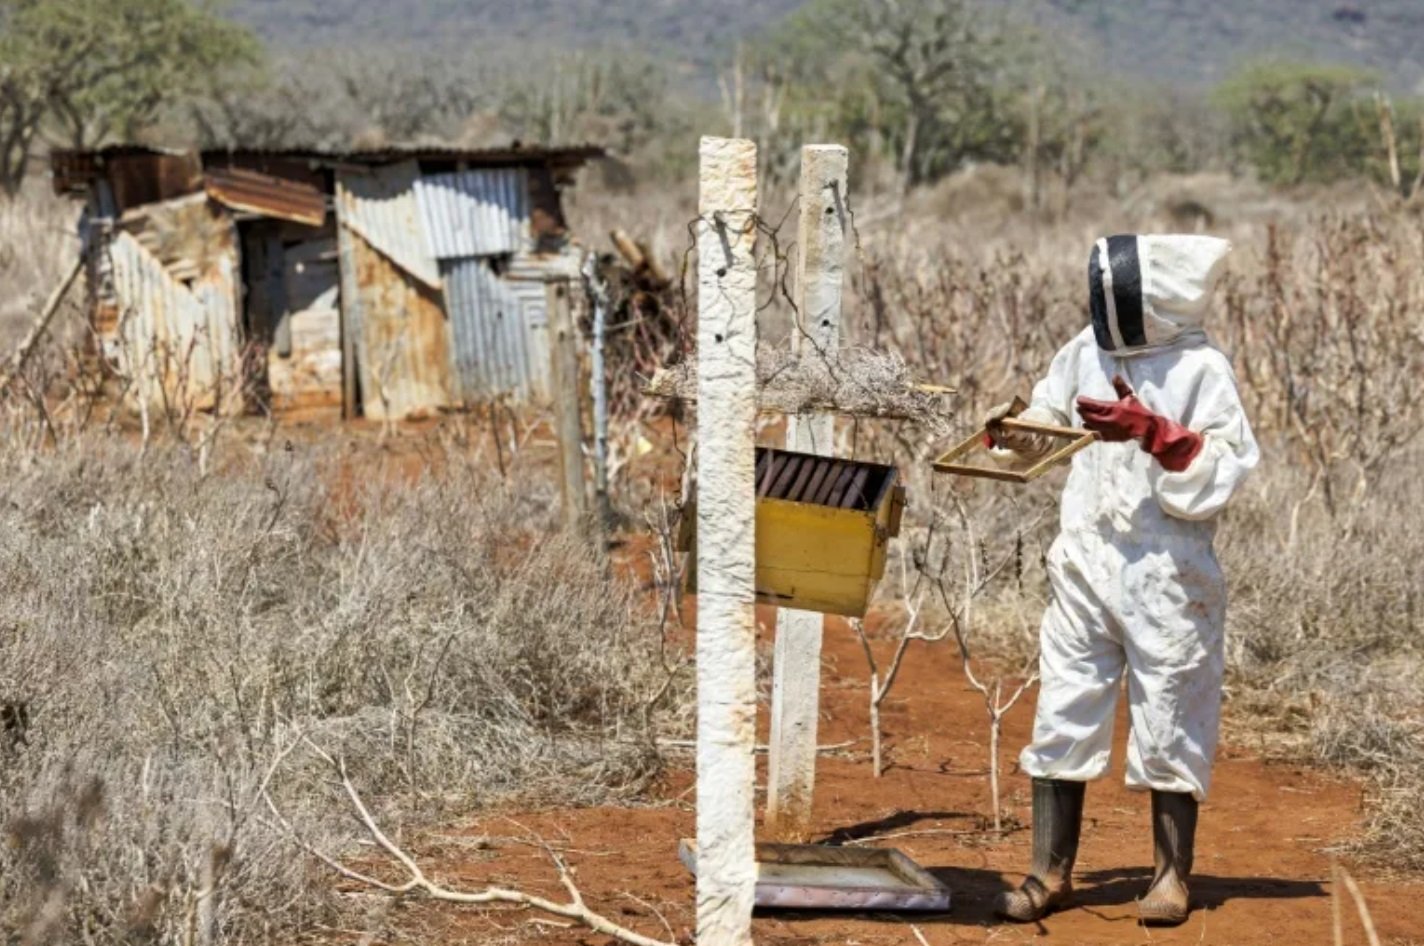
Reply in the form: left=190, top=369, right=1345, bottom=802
left=1013, top=241, right=1259, bottom=802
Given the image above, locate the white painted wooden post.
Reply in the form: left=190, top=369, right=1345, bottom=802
left=695, top=136, right=759, bottom=946
left=766, top=145, right=848, bottom=842
left=546, top=280, right=588, bottom=533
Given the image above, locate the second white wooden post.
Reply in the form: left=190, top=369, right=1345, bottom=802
left=546, top=280, right=588, bottom=533
left=766, top=144, right=848, bottom=841
left=694, top=136, right=760, bottom=946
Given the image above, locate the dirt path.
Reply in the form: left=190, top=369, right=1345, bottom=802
left=391, top=607, right=1418, bottom=946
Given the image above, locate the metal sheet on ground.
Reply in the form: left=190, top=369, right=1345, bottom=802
left=677, top=839, right=951, bottom=912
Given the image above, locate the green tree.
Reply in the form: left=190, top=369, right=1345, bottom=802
left=0, top=0, right=258, bottom=195
left=760, top=0, right=1024, bottom=190
left=1214, top=60, right=1375, bottom=186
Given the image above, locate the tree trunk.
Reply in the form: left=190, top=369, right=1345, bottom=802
left=989, top=692, right=1003, bottom=832
left=0, top=112, right=38, bottom=197
left=900, top=109, right=920, bottom=196
left=870, top=675, right=883, bottom=777
left=1026, top=85, right=1044, bottom=212
left=1375, top=92, right=1403, bottom=196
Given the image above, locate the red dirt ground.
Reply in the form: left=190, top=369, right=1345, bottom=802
left=383, top=608, right=1422, bottom=946
left=271, top=416, right=1417, bottom=944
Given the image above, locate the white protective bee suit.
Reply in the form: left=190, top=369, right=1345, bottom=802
left=1010, top=234, right=1259, bottom=801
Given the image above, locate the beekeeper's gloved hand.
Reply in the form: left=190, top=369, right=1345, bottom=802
left=1076, top=376, right=1203, bottom=472
left=984, top=401, right=1054, bottom=460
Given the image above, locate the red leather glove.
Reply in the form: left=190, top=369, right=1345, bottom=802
left=1076, top=376, right=1204, bottom=473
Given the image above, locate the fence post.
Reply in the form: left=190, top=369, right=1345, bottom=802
left=694, top=136, right=759, bottom=946
left=335, top=190, right=362, bottom=421
left=582, top=254, right=614, bottom=531
left=546, top=279, right=588, bottom=532
left=766, top=144, right=848, bottom=842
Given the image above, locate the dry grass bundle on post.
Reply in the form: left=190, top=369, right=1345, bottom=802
left=646, top=345, right=955, bottom=437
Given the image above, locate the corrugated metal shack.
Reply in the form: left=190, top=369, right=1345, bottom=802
left=51, top=143, right=603, bottom=420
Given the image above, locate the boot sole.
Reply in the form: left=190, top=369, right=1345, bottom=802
left=1138, top=903, right=1189, bottom=926
left=993, top=890, right=1071, bottom=923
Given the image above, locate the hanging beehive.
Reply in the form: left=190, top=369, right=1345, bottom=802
left=679, top=447, right=906, bottom=618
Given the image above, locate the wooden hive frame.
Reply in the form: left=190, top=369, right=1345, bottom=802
left=932, top=397, right=1098, bottom=483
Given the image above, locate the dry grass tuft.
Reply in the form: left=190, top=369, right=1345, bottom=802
left=0, top=436, right=687, bottom=943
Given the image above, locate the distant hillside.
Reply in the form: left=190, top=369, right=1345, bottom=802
left=225, top=0, right=805, bottom=76
left=1042, top=0, right=1424, bottom=90
left=225, top=0, right=1424, bottom=92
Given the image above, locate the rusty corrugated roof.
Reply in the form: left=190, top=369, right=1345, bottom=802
left=204, top=166, right=326, bottom=227
left=52, top=143, right=605, bottom=194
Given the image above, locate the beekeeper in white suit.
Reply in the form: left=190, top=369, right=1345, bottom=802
left=988, top=234, right=1259, bottom=926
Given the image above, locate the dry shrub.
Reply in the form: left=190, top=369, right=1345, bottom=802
left=1222, top=452, right=1424, bottom=869
left=1314, top=709, right=1424, bottom=870
left=0, top=184, right=79, bottom=349
left=1220, top=213, right=1424, bottom=508
left=0, top=436, right=685, bottom=944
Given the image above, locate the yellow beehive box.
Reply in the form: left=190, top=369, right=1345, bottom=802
left=679, top=447, right=907, bottom=618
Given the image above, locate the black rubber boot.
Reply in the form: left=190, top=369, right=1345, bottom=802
left=993, top=778, right=1085, bottom=922
left=1139, top=790, right=1197, bottom=925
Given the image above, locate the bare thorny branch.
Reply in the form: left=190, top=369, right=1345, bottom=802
left=641, top=494, right=691, bottom=728
left=260, top=737, right=677, bottom=946
left=854, top=492, right=1043, bottom=828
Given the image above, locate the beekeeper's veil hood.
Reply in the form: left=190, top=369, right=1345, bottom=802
left=1088, top=234, right=1232, bottom=355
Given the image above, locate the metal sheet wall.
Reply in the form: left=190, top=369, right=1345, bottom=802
left=107, top=230, right=242, bottom=412
left=506, top=250, right=582, bottom=284
left=504, top=252, right=582, bottom=401
left=508, top=278, right=550, bottom=400
left=442, top=257, right=547, bottom=401
left=416, top=168, right=529, bottom=259
left=335, top=162, right=441, bottom=288
left=344, top=226, right=452, bottom=421
left=334, top=163, right=575, bottom=412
